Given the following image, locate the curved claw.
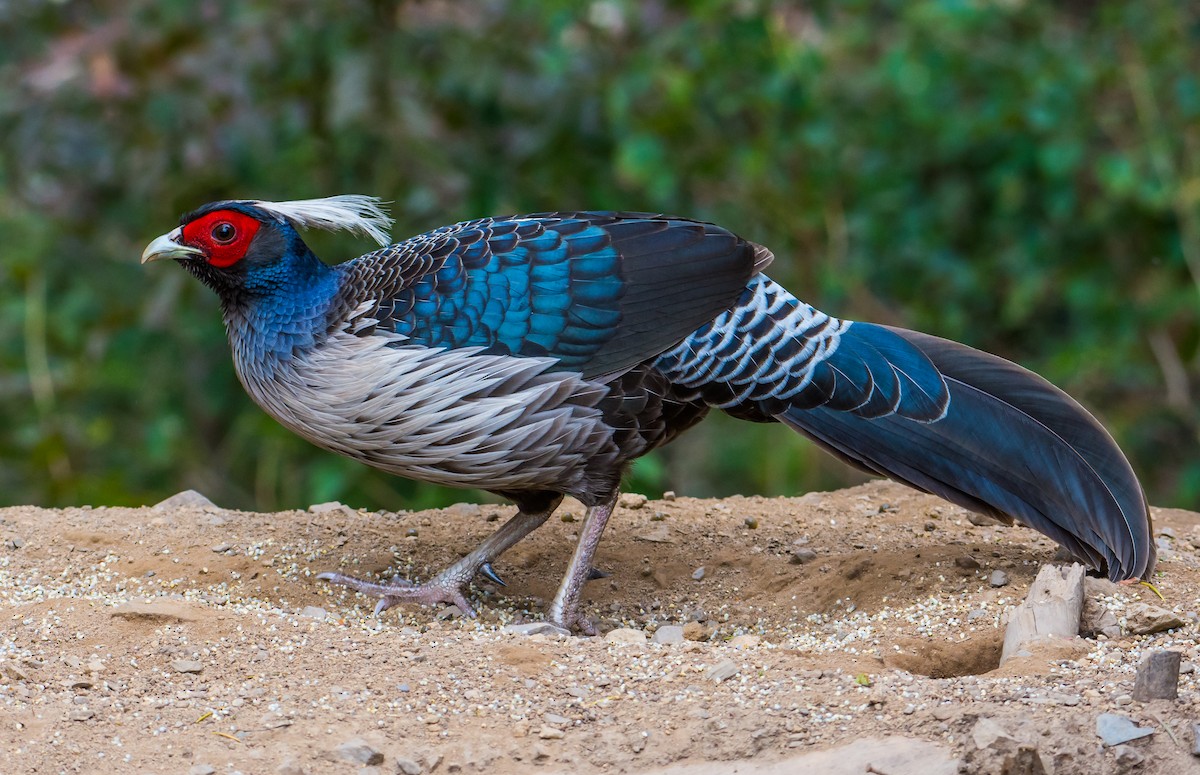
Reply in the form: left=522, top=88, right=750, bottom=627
left=586, top=567, right=610, bottom=581
left=478, top=562, right=507, bottom=587
left=558, top=614, right=598, bottom=636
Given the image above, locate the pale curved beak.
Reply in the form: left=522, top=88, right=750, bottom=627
left=141, top=228, right=204, bottom=264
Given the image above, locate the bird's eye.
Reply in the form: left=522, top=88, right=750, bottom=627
left=211, top=222, right=237, bottom=244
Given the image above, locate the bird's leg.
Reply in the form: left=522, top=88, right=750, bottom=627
left=318, top=493, right=561, bottom=617
left=546, top=491, right=619, bottom=634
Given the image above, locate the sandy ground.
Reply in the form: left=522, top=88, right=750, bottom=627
left=0, top=480, right=1197, bottom=775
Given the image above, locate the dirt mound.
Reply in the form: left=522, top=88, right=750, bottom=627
left=1, top=481, right=1197, bottom=773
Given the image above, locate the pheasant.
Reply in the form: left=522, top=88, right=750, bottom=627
left=142, top=195, right=1154, bottom=632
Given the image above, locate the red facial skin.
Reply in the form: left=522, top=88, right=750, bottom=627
left=180, top=210, right=261, bottom=268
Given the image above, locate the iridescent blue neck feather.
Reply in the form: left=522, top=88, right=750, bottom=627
left=205, top=236, right=340, bottom=368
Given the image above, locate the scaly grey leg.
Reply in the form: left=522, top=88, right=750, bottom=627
left=547, top=491, right=619, bottom=633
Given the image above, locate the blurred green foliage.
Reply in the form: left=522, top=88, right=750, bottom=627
left=1, top=0, right=1197, bottom=511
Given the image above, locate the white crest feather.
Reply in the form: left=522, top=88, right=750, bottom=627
left=252, top=195, right=394, bottom=246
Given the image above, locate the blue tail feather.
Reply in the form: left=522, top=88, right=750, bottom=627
left=776, top=327, right=1153, bottom=581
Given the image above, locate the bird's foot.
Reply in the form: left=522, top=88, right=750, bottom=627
left=316, top=570, right=478, bottom=617
left=563, top=614, right=599, bottom=637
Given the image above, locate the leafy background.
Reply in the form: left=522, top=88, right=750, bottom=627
left=1, top=0, right=1197, bottom=512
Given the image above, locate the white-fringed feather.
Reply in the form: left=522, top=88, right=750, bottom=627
left=252, top=195, right=394, bottom=246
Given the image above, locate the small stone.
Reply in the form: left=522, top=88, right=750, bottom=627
left=299, top=606, right=328, bottom=620
left=211, top=542, right=232, bottom=553
left=955, top=555, right=980, bottom=570
left=260, top=712, right=292, bottom=729
left=662, top=490, right=676, bottom=501
left=691, top=566, right=706, bottom=581
left=171, top=660, right=203, bottom=674
left=544, top=713, right=571, bottom=726
left=277, top=759, right=307, bottom=775
left=618, top=493, right=647, bottom=509
left=395, top=758, right=423, bottom=775
left=309, top=501, right=354, bottom=517
left=635, top=525, right=673, bottom=544
left=652, top=625, right=685, bottom=645
left=744, top=517, right=759, bottom=529
left=1132, top=650, right=1181, bottom=701
left=683, top=621, right=714, bottom=642
left=6, top=536, right=24, bottom=549
left=1191, top=722, right=1200, bottom=756
left=69, top=708, right=94, bottom=721
left=153, top=489, right=217, bottom=511
left=1083, top=576, right=1122, bottom=597
left=790, top=548, right=818, bottom=565
left=706, top=659, right=739, bottom=682
left=1112, top=744, right=1144, bottom=768
left=394, top=758, right=422, bottom=775
left=537, top=726, right=565, bottom=740
left=333, top=739, right=384, bottom=766
left=967, top=512, right=1004, bottom=526
left=1096, top=713, right=1154, bottom=746
left=924, top=521, right=937, bottom=531
left=1125, top=603, right=1186, bottom=635
left=189, top=765, right=217, bottom=775
left=727, top=634, right=761, bottom=649
left=604, top=627, right=646, bottom=644
left=502, top=622, right=570, bottom=637
left=972, top=717, right=1016, bottom=750
left=932, top=706, right=955, bottom=721
left=1081, top=595, right=1121, bottom=639
left=989, top=570, right=1009, bottom=587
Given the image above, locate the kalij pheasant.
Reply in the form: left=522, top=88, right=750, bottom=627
left=142, top=195, right=1155, bottom=632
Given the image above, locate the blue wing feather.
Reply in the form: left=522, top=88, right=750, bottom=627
left=336, top=213, right=761, bottom=379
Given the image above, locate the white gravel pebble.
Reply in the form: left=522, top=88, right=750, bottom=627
left=652, top=625, right=685, bottom=644
left=299, top=605, right=328, bottom=620
left=707, top=659, right=740, bottom=682
left=538, top=725, right=565, bottom=740
left=605, top=627, right=647, bottom=644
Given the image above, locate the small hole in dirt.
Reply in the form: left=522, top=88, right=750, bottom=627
left=883, top=633, right=1003, bottom=678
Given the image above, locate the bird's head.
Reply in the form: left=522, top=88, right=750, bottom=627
left=141, top=195, right=393, bottom=300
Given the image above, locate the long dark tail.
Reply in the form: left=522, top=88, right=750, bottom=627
left=780, top=325, right=1153, bottom=581
left=656, top=276, right=1155, bottom=581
